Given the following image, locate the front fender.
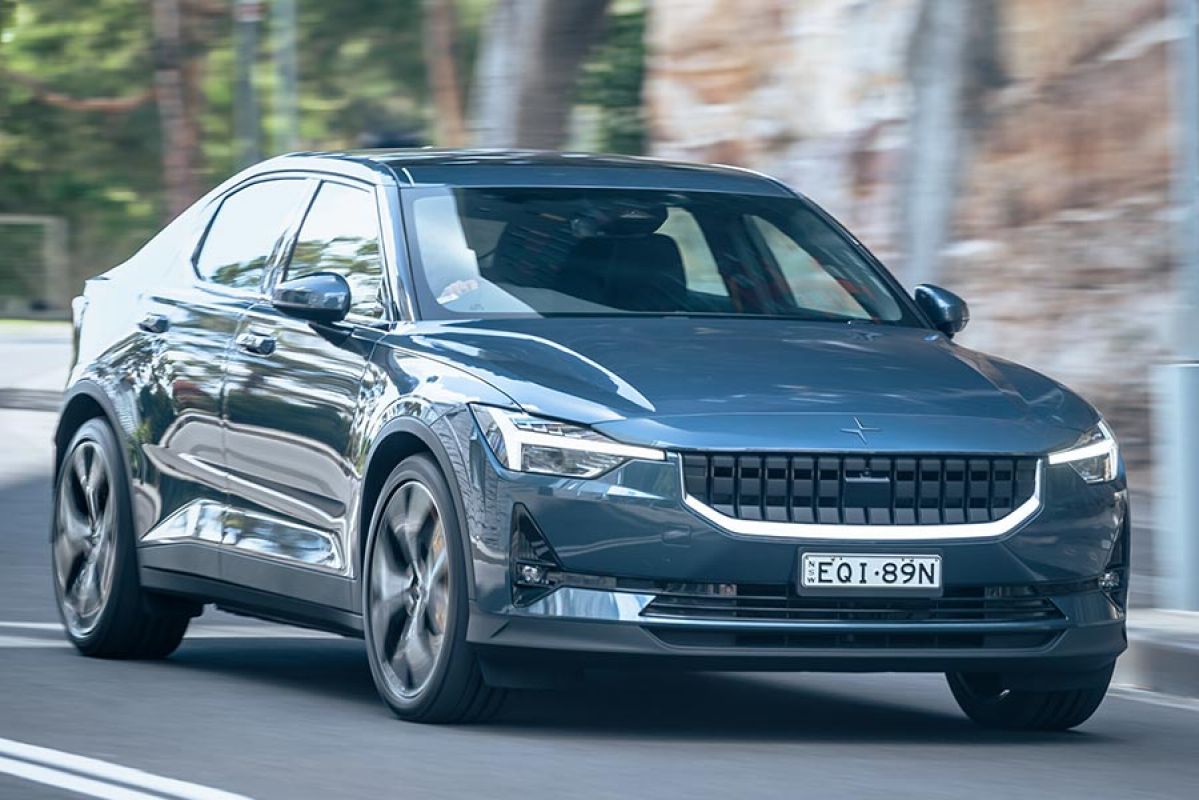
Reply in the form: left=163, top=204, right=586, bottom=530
left=348, top=347, right=516, bottom=608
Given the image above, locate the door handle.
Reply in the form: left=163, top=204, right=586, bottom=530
left=138, top=313, right=170, bottom=334
left=236, top=332, right=276, bottom=356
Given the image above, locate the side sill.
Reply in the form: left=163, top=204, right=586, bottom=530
left=141, top=568, right=364, bottom=638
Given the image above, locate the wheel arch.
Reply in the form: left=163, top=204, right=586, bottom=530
left=55, top=382, right=134, bottom=492
left=356, top=416, right=477, bottom=607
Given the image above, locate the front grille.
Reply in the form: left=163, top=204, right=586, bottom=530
left=641, top=584, right=1066, bottom=625
left=682, top=453, right=1038, bottom=525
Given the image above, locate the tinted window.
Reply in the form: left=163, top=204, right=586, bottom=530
left=194, top=179, right=308, bottom=291
left=746, top=216, right=876, bottom=320
left=657, top=207, right=726, bottom=298
left=406, top=187, right=917, bottom=325
left=286, top=182, right=385, bottom=319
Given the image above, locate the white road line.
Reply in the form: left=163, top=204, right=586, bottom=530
left=0, top=755, right=163, bottom=800
left=0, top=737, right=253, bottom=800
left=0, top=634, right=67, bottom=648
left=0, top=620, right=336, bottom=642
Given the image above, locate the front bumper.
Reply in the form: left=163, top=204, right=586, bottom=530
left=468, top=592, right=1126, bottom=680
left=445, top=411, right=1129, bottom=675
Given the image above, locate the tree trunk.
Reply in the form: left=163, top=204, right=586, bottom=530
left=469, top=0, right=610, bottom=149
left=901, top=0, right=973, bottom=286
left=150, top=0, right=199, bottom=219
left=422, top=0, right=467, bottom=147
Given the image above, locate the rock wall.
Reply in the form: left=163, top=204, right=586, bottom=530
left=647, top=0, right=919, bottom=262
left=646, top=0, right=1175, bottom=469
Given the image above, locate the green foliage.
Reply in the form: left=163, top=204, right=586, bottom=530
left=0, top=0, right=161, bottom=273
left=577, top=0, right=646, bottom=155
left=0, top=0, right=438, bottom=281
left=290, top=0, right=430, bottom=150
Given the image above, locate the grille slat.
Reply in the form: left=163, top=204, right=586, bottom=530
left=682, top=452, right=1038, bottom=526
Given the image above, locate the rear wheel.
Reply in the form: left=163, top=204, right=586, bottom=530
left=52, top=418, right=191, bottom=658
left=946, top=668, right=1112, bottom=731
left=362, top=454, right=503, bottom=723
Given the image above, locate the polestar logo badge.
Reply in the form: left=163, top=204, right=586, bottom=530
left=841, top=417, right=880, bottom=446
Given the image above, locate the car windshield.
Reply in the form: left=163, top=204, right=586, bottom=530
left=404, top=186, right=920, bottom=325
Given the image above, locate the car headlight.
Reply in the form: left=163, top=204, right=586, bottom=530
left=470, top=405, right=666, bottom=478
left=1048, top=420, right=1118, bottom=483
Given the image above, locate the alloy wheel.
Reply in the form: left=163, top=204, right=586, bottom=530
left=368, top=481, right=451, bottom=700
left=53, top=439, right=118, bottom=638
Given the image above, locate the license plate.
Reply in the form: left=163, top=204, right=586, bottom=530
left=800, top=553, right=942, bottom=591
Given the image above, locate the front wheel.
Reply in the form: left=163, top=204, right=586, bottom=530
left=362, top=454, right=502, bottom=723
left=946, top=668, right=1112, bottom=731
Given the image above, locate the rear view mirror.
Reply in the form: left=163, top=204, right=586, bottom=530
left=914, top=284, right=969, bottom=337
left=272, top=272, right=352, bottom=324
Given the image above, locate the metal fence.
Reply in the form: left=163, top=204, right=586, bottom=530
left=0, top=214, right=70, bottom=316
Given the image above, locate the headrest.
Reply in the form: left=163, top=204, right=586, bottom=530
left=604, top=234, right=687, bottom=311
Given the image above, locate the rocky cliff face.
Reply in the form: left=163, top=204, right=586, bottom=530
left=646, top=0, right=1174, bottom=469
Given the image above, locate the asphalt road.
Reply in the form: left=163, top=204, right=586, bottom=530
left=1, top=403, right=1197, bottom=798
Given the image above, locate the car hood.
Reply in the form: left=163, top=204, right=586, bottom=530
left=391, top=317, right=1097, bottom=453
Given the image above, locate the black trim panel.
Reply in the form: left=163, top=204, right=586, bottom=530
left=139, top=540, right=221, bottom=577
left=138, top=541, right=355, bottom=610
left=222, top=550, right=354, bottom=610
left=468, top=606, right=1125, bottom=678
left=142, top=567, right=363, bottom=637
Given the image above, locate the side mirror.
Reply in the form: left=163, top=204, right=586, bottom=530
left=914, top=284, right=969, bottom=337
left=272, top=272, right=351, bottom=324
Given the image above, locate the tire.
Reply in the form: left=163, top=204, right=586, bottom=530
left=52, top=418, right=191, bottom=658
left=362, top=454, right=503, bottom=723
left=946, top=667, right=1113, bottom=731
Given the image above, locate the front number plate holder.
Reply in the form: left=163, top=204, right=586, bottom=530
left=798, top=552, right=943, bottom=596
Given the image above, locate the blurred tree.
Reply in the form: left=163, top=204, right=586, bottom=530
left=0, top=0, right=441, bottom=279
left=287, top=0, right=431, bottom=153
left=422, top=0, right=466, bottom=146
left=0, top=0, right=163, bottom=273
left=576, top=0, right=645, bottom=154
left=0, top=0, right=650, bottom=292
left=151, top=0, right=199, bottom=216
left=470, top=0, right=611, bottom=149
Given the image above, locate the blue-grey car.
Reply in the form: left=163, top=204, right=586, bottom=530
left=54, top=150, right=1128, bottom=728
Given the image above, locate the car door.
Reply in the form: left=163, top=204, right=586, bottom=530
left=221, top=178, right=390, bottom=608
left=136, top=177, right=315, bottom=579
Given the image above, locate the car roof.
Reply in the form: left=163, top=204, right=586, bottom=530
left=267, top=149, right=795, bottom=197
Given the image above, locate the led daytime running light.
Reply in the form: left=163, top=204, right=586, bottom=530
left=1047, top=420, right=1117, bottom=483
left=474, top=405, right=666, bottom=473
left=1047, top=421, right=1116, bottom=466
